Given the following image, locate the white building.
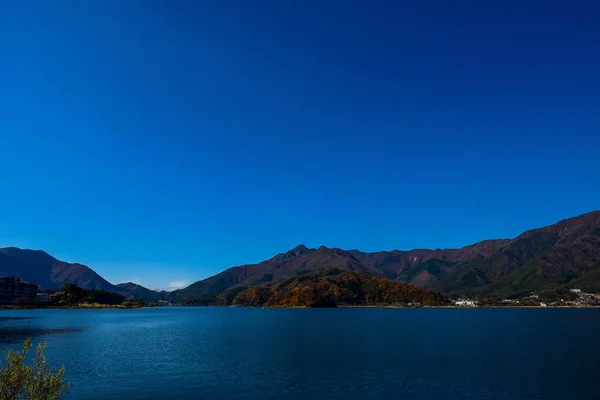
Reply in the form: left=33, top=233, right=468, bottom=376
left=454, top=299, right=476, bottom=307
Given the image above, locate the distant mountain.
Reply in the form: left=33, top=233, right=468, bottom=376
left=0, top=247, right=161, bottom=301
left=216, top=269, right=448, bottom=307
left=0, top=247, right=116, bottom=291
left=115, top=282, right=166, bottom=302
left=167, top=245, right=385, bottom=304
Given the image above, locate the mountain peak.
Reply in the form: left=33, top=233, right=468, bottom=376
left=287, top=244, right=313, bottom=257
left=292, top=244, right=309, bottom=253
left=271, top=244, right=315, bottom=261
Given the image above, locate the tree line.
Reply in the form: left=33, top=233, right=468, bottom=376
left=217, top=269, right=449, bottom=307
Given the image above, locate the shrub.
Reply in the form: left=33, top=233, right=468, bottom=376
left=0, top=338, right=69, bottom=399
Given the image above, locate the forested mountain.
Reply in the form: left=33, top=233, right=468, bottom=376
left=166, top=245, right=385, bottom=304
left=171, top=211, right=600, bottom=302
left=435, top=210, right=600, bottom=297
left=216, top=270, right=448, bottom=307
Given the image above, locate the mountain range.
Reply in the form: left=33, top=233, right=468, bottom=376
left=0, top=247, right=160, bottom=300
left=1, top=210, right=599, bottom=303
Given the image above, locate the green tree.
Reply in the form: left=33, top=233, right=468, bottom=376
left=60, top=283, right=86, bottom=305
left=0, top=338, right=69, bottom=399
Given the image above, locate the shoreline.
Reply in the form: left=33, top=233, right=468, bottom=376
left=0, top=304, right=149, bottom=310
left=3, top=304, right=599, bottom=310
left=336, top=305, right=600, bottom=309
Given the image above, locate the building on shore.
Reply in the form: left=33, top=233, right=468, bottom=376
left=0, top=277, right=39, bottom=304
left=454, top=299, right=476, bottom=307
left=37, top=292, right=50, bottom=302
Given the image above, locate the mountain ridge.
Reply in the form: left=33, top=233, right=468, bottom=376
left=2, top=210, right=599, bottom=303
left=169, top=210, right=600, bottom=302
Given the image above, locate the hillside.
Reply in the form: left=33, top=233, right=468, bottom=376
left=434, top=211, right=600, bottom=298
left=217, top=270, right=447, bottom=307
left=347, top=239, right=510, bottom=283
left=0, top=247, right=117, bottom=291
left=167, top=245, right=385, bottom=304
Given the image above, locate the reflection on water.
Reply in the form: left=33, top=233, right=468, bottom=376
left=0, top=313, right=83, bottom=345
left=0, top=327, right=85, bottom=345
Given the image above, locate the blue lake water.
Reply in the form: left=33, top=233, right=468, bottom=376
left=0, top=307, right=598, bottom=399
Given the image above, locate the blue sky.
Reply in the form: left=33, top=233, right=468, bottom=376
left=1, top=1, right=599, bottom=290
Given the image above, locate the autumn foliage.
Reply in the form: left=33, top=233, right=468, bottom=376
left=223, top=270, right=447, bottom=307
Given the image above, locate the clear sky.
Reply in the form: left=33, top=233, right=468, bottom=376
left=1, top=1, right=599, bottom=290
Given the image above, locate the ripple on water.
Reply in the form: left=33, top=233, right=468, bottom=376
left=2, top=307, right=600, bottom=400
left=0, top=327, right=85, bottom=345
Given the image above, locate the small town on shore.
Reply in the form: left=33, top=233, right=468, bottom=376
left=452, top=289, right=600, bottom=308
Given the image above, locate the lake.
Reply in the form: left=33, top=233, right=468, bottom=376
left=0, top=308, right=598, bottom=399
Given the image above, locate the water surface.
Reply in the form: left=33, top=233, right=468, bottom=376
left=0, top=308, right=598, bottom=399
